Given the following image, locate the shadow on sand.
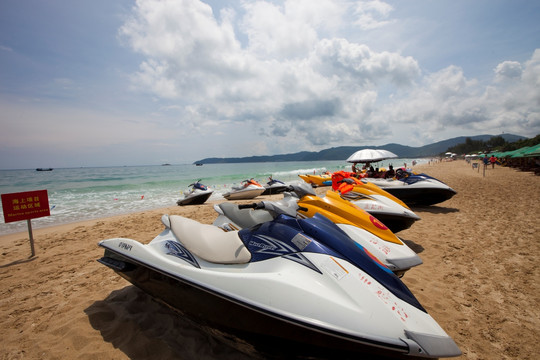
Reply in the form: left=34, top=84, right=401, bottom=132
left=411, top=205, right=459, bottom=214
left=86, top=286, right=412, bottom=360
left=400, top=239, right=425, bottom=254
left=0, top=256, right=37, bottom=268
left=85, top=286, right=258, bottom=360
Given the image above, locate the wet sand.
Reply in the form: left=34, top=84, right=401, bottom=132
left=1, top=160, right=539, bottom=359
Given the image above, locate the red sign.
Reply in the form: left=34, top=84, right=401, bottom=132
left=2, top=190, right=50, bottom=223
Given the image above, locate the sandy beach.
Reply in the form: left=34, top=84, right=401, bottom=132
left=1, top=160, right=539, bottom=359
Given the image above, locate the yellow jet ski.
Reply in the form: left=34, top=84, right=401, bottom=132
left=330, top=171, right=421, bottom=232
left=298, top=173, right=332, bottom=187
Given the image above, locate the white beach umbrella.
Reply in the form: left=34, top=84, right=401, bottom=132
left=346, top=149, right=398, bottom=163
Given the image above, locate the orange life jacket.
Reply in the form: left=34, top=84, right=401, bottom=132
left=331, top=171, right=362, bottom=194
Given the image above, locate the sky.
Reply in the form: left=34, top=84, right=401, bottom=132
left=1, top=0, right=539, bottom=169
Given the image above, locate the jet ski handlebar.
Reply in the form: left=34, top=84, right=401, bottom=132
left=238, top=202, right=263, bottom=210
left=237, top=201, right=308, bottom=216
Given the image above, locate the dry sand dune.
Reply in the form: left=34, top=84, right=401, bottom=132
left=1, top=160, right=539, bottom=359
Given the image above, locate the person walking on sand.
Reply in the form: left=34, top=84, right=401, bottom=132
left=489, top=155, right=497, bottom=169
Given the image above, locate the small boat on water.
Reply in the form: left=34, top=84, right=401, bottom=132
left=223, top=179, right=265, bottom=200
left=36, top=168, right=53, bottom=171
left=177, top=180, right=213, bottom=206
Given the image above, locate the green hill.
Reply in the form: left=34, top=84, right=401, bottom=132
left=194, top=134, right=526, bottom=164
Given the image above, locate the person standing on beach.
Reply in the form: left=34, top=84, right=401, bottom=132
left=489, top=155, right=497, bottom=169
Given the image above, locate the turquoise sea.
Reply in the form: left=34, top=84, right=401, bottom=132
left=0, top=159, right=422, bottom=235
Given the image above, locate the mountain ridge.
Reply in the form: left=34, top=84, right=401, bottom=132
left=194, top=134, right=526, bottom=164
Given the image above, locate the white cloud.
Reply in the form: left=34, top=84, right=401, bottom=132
left=241, top=1, right=317, bottom=59
left=117, top=0, right=539, bottom=156
left=378, top=51, right=540, bottom=143
left=119, top=0, right=424, bottom=148
left=494, top=61, right=522, bottom=81
left=312, top=38, right=420, bottom=86
left=353, top=0, right=394, bottom=30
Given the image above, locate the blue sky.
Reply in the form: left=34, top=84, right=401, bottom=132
left=1, top=0, right=539, bottom=169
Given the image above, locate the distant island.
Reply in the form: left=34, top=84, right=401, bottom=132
left=194, top=134, right=526, bottom=164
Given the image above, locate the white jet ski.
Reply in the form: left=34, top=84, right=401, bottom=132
left=340, top=190, right=421, bottom=232
left=177, top=180, right=213, bottom=206
left=223, top=179, right=265, bottom=200
left=97, top=211, right=460, bottom=358
left=261, top=177, right=288, bottom=195
left=364, top=169, right=457, bottom=206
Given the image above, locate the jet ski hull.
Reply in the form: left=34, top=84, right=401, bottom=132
left=99, top=250, right=414, bottom=358
left=261, top=184, right=288, bottom=195
left=371, top=213, right=417, bottom=233
left=382, top=187, right=457, bottom=206
left=343, top=193, right=421, bottom=233
left=364, top=177, right=457, bottom=206
left=177, top=191, right=213, bottom=206
left=223, top=188, right=264, bottom=200
left=100, top=248, right=459, bottom=359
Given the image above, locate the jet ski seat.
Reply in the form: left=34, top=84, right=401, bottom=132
left=168, top=215, right=252, bottom=264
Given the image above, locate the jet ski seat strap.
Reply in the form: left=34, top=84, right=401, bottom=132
left=168, top=215, right=252, bottom=264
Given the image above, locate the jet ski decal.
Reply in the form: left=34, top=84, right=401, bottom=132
left=247, top=234, right=292, bottom=255
left=369, top=215, right=389, bottom=230
left=321, top=257, right=349, bottom=280
left=247, top=234, right=321, bottom=274
left=356, top=243, right=393, bottom=274
left=164, top=240, right=200, bottom=268
left=291, top=233, right=311, bottom=250
left=282, top=253, right=321, bottom=274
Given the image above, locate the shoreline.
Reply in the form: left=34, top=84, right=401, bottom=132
left=1, top=160, right=539, bottom=359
